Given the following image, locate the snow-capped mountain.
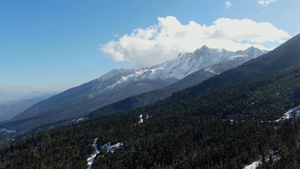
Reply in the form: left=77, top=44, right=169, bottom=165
left=87, top=46, right=268, bottom=116
left=203, top=46, right=267, bottom=75
left=93, top=46, right=267, bottom=93
left=4, top=46, right=267, bottom=134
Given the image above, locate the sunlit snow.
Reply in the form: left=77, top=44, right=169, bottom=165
left=101, top=142, right=124, bottom=153
left=275, top=106, right=300, bottom=122
left=244, top=161, right=260, bottom=169
left=244, top=150, right=280, bottom=169
left=87, top=138, right=124, bottom=168
left=138, top=114, right=150, bottom=124
left=87, top=138, right=100, bottom=169
left=72, top=117, right=88, bottom=123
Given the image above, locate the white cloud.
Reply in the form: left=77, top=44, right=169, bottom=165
left=29, top=84, right=35, bottom=90
left=258, top=0, right=276, bottom=6
left=100, top=16, right=290, bottom=67
left=225, top=1, right=232, bottom=9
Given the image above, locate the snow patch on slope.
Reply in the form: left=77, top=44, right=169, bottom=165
left=138, top=114, right=150, bottom=124
left=101, top=142, right=124, bottom=153
left=139, top=114, right=143, bottom=124
left=228, top=54, right=249, bottom=60
left=87, top=138, right=124, bottom=168
left=244, top=161, right=260, bottom=169
left=275, top=106, right=300, bottom=122
left=203, top=67, right=219, bottom=74
left=244, top=150, right=280, bottom=169
left=87, top=138, right=100, bottom=169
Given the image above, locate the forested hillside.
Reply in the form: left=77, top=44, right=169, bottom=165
left=1, top=61, right=300, bottom=168
left=1, top=1, right=298, bottom=169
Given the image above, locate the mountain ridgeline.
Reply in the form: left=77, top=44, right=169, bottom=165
left=0, top=93, right=56, bottom=123
left=1, top=46, right=266, bottom=134
left=1, top=34, right=300, bottom=168
left=0, top=96, right=49, bottom=122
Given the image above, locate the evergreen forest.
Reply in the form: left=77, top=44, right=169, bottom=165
left=1, top=61, right=300, bottom=168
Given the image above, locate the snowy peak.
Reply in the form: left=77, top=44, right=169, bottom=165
left=94, top=66, right=167, bottom=91
left=195, top=45, right=216, bottom=53
left=98, top=69, right=135, bottom=82
left=93, top=46, right=268, bottom=91
left=158, top=46, right=267, bottom=79
left=237, top=46, right=267, bottom=58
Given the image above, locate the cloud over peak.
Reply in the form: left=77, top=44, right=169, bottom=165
left=100, top=16, right=289, bottom=67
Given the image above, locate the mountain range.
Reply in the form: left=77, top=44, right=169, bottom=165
left=0, top=91, right=55, bottom=105
left=1, top=33, right=300, bottom=168
left=1, top=46, right=267, bottom=134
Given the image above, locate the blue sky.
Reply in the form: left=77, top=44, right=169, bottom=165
left=0, top=0, right=299, bottom=92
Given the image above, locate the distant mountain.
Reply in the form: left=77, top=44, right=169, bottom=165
left=2, top=46, right=266, bottom=134
left=0, top=91, right=21, bottom=104
left=0, top=94, right=55, bottom=122
left=0, top=91, right=56, bottom=105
